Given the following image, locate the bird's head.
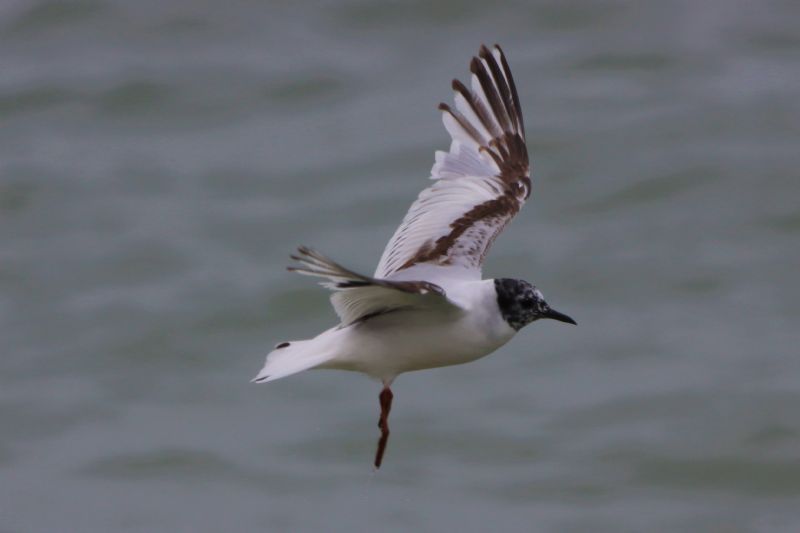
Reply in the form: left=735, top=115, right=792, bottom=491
left=494, top=278, right=576, bottom=331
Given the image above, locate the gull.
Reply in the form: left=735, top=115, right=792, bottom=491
left=253, top=44, right=576, bottom=468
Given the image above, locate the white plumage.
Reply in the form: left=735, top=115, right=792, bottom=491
left=252, top=45, right=574, bottom=469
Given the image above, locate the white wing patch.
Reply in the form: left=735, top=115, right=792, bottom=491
left=375, top=44, right=530, bottom=280
left=434, top=140, right=498, bottom=179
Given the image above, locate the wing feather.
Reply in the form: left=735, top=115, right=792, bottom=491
left=288, top=247, right=462, bottom=326
left=375, top=44, right=530, bottom=279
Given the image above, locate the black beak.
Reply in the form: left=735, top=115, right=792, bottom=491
left=543, top=308, right=577, bottom=325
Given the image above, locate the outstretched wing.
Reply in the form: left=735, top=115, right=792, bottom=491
left=375, top=44, right=530, bottom=280
left=288, top=247, right=463, bottom=326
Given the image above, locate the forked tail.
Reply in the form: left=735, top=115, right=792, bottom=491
left=252, top=327, right=342, bottom=383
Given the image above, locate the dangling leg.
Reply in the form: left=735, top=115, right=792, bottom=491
left=373, top=382, right=394, bottom=469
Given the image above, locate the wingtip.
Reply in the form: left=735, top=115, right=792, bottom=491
left=469, top=56, right=480, bottom=74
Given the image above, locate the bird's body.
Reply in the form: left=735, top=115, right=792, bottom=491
left=255, top=273, right=514, bottom=383
left=253, top=45, right=576, bottom=468
left=319, top=277, right=514, bottom=380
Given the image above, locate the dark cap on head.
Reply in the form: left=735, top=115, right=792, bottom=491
left=494, top=278, right=576, bottom=331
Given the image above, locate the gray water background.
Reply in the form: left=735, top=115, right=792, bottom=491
left=2, top=1, right=800, bottom=531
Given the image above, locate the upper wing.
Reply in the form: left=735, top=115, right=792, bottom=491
left=288, top=247, right=463, bottom=326
left=375, top=44, right=530, bottom=280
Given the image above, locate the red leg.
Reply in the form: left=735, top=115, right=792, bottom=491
left=373, top=385, right=394, bottom=469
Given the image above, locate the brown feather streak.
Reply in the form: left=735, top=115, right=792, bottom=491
left=439, top=102, right=485, bottom=147
left=398, top=190, right=521, bottom=270
left=471, top=52, right=512, bottom=134
left=451, top=79, right=498, bottom=139
left=478, top=45, right=518, bottom=134
left=495, top=44, right=525, bottom=138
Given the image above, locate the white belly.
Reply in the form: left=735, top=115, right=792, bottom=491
left=324, top=304, right=516, bottom=381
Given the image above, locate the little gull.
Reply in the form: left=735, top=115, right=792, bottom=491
left=253, top=44, right=576, bottom=468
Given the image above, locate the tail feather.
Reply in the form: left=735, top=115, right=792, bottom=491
left=252, top=327, right=342, bottom=383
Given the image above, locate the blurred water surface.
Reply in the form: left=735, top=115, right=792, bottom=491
left=2, top=1, right=800, bottom=531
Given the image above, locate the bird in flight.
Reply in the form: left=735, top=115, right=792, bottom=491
left=253, top=44, right=576, bottom=469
